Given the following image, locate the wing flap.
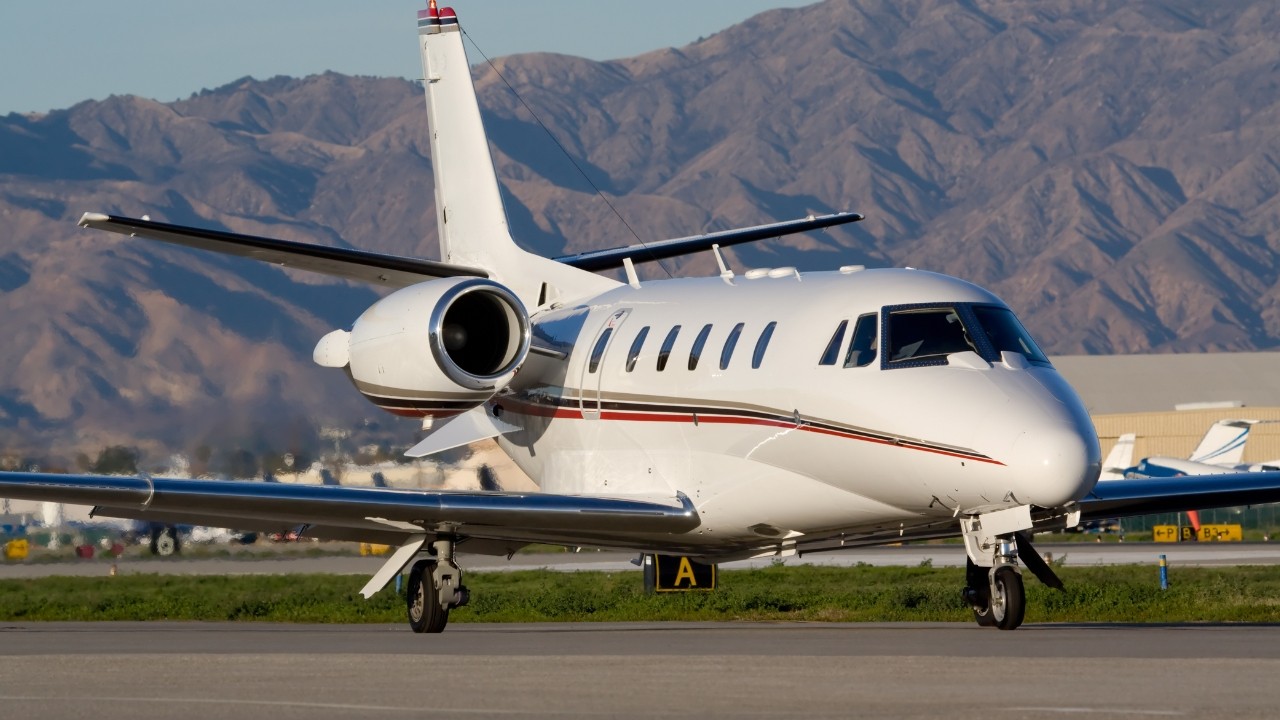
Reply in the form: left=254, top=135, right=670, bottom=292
left=0, top=471, right=699, bottom=540
left=78, top=213, right=487, bottom=288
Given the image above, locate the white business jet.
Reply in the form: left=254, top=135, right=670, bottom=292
left=1127, top=420, right=1280, bottom=478
left=5, top=2, right=1280, bottom=632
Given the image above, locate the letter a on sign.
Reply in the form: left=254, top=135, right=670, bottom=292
left=651, top=555, right=717, bottom=592
left=674, top=556, right=698, bottom=587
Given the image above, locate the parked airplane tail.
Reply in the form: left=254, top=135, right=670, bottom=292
left=416, top=2, right=615, bottom=308
left=1098, top=433, right=1136, bottom=481
left=1188, top=420, right=1256, bottom=466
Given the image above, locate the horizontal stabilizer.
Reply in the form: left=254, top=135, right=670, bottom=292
left=405, top=405, right=521, bottom=458
left=78, top=213, right=487, bottom=288
left=554, top=212, right=864, bottom=272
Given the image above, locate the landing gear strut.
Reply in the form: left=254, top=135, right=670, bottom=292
left=960, top=508, right=1063, bottom=631
left=405, top=539, right=469, bottom=634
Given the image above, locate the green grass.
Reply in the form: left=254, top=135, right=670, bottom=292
left=4, top=564, right=1280, bottom=624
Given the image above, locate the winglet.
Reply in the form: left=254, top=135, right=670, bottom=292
left=78, top=212, right=110, bottom=227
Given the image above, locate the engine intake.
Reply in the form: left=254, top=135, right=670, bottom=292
left=428, top=279, right=529, bottom=390
left=317, top=277, right=531, bottom=419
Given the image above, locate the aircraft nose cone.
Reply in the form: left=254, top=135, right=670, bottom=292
left=1009, top=423, right=1100, bottom=507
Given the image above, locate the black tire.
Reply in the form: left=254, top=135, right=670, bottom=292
left=971, top=598, right=997, bottom=627
left=149, top=526, right=180, bottom=557
left=407, top=559, right=449, bottom=634
left=991, top=566, right=1025, bottom=631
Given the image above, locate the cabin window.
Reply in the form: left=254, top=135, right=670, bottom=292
left=819, top=320, right=848, bottom=365
left=843, top=313, right=877, bottom=368
left=752, top=321, right=777, bottom=369
left=657, top=325, right=681, bottom=371
left=720, top=323, right=745, bottom=370
left=625, top=326, right=650, bottom=372
left=688, top=324, right=712, bottom=370
left=972, top=306, right=1050, bottom=366
left=587, top=327, right=613, bottom=373
left=884, top=306, right=977, bottom=367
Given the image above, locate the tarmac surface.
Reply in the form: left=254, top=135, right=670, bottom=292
left=1, top=621, right=1278, bottom=719
left=5, top=541, right=1280, bottom=579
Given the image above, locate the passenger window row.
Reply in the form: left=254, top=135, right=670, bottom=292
left=590, top=320, right=779, bottom=374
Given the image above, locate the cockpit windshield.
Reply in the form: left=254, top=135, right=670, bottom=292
left=885, top=307, right=977, bottom=363
left=970, top=306, right=1049, bottom=365
left=883, top=303, right=1050, bottom=368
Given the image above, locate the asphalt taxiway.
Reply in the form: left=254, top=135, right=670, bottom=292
left=1, top=622, right=1278, bottom=719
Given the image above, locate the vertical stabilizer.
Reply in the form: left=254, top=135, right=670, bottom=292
left=1188, top=420, right=1254, bottom=466
left=416, top=3, right=615, bottom=306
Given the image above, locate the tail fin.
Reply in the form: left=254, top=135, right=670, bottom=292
left=416, top=3, right=615, bottom=306
left=1098, top=433, right=1135, bottom=481
left=1188, top=420, right=1255, bottom=466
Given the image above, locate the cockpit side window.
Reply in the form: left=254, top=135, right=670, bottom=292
left=843, top=313, right=877, bottom=368
left=884, top=306, right=977, bottom=367
left=819, top=320, right=848, bottom=366
left=972, top=306, right=1050, bottom=366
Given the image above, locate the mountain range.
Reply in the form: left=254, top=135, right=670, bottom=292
left=2, top=0, right=1279, bottom=459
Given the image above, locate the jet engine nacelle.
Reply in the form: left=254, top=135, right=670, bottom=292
left=314, top=277, right=530, bottom=419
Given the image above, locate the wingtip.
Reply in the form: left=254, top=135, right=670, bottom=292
left=78, top=212, right=109, bottom=227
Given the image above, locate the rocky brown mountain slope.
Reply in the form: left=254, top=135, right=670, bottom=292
left=1, top=0, right=1278, bottom=457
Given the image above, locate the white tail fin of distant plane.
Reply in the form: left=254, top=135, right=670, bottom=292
left=1098, top=433, right=1135, bottom=481
left=416, top=2, right=616, bottom=307
left=1188, top=420, right=1256, bottom=466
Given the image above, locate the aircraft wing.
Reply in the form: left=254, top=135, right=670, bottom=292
left=1072, top=472, right=1280, bottom=521
left=78, top=213, right=487, bottom=288
left=786, top=472, right=1280, bottom=558
left=0, top=471, right=699, bottom=548
left=553, top=212, right=864, bottom=272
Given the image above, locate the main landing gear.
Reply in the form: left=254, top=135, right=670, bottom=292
left=960, top=509, right=1065, bottom=631
left=405, top=539, right=469, bottom=634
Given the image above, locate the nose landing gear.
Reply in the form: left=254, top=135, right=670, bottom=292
left=960, top=508, right=1062, bottom=631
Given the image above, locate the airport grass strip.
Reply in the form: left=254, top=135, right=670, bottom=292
left=3, top=564, right=1280, bottom=623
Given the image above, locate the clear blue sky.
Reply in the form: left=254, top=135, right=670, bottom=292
left=0, top=1, right=816, bottom=115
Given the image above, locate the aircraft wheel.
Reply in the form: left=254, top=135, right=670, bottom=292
left=989, top=566, right=1025, bottom=631
left=150, top=526, right=180, bottom=557
left=970, top=594, right=997, bottom=627
left=407, top=559, right=449, bottom=634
